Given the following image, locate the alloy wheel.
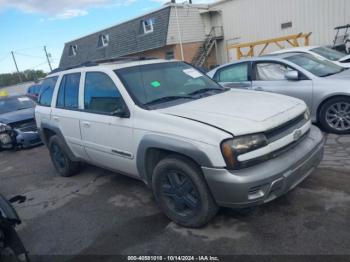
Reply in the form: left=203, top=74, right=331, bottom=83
left=326, top=102, right=350, bottom=131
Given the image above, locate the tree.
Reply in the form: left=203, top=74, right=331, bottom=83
left=0, top=70, right=47, bottom=87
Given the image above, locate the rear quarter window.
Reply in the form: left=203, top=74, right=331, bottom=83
left=38, top=76, right=59, bottom=107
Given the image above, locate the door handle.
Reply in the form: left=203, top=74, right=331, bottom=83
left=81, top=121, right=91, bottom=128
left=252, top=86, right=264, bottom=91
left=53, top=116, right=60, bottom=122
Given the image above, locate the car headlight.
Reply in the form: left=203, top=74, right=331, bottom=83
left=221, top=133, right=268, bottom=170
left=304, top=109, right=311, bottom=121
left=0, top=123, right=11, bottom=133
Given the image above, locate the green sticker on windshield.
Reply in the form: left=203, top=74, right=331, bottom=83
left=151, top=81, right=161, bottom=88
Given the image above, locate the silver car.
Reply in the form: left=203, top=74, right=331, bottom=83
left=207, top=53, right=350, bottom=134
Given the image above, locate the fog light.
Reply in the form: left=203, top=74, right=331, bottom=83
left=0, top=133, right=12, bottom=145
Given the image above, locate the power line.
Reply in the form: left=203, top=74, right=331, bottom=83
left=13, top=51, right=45, bottom=59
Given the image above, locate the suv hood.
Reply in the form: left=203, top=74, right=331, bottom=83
left=0, top=108, right=35, bottom=125
left=158, top=90, right=306, bottom=136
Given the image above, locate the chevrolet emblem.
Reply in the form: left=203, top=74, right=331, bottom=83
left=293, top=129, right=302, bottom=141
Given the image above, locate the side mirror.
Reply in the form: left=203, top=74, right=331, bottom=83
left=285, top=70, right=299, bottom=81
left=111, top=105, right=130, bottom=118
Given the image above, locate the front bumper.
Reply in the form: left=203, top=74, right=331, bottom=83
left=0, top=129, right=41, bottom=149
left=202, top=126, right=325, bottom=208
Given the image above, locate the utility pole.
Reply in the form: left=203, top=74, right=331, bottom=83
left=44, top=46, right=52, bottom=71
left=11, top=51, right=22, bottom=82
left=174, top=5, right=184, bottom=61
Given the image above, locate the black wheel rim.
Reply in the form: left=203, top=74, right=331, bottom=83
left=51, top=144, right=66, bottom=170
left=326, top=102, right=350, bottom=131
left=160, top=171, right=201, bottom=216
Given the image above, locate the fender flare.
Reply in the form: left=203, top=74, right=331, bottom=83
left=39, top=121, right=79, bottom=162
left=136, top=134, right=213, bottom=184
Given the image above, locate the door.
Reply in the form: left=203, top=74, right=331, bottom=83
left=213, top=62, right=252, bottom=89
left=51, top=73, right=88, bottom=160
left=79, top=71, right=135, bottom=175
left=252, top=61, right=313, bottom=110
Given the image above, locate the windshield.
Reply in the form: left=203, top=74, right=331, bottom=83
left=286, top=53, right=345, bottom=77
left=311, top=47, right=346, bottom=61
left=115, top=62, right=225, bottom=108
left=0, top=96, right=35, bottom=114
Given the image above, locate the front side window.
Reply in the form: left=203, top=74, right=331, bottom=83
left=286, top=53, right=345, bottom=77
left=84, top=72, right=124, bottom=114
left=56, top=73, right=80, bottom=109
left=255, top=62, right=293, bottom=81
left=215, top=63, right=249, bottom=82
left=38, top=76, right=58, bottom=107
left=311, top=47, right=346, bottom=61
left=115, top=62, right=226, bottom=108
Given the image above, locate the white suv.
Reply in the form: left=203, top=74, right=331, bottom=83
left=35, top=58, right=325, bottom=227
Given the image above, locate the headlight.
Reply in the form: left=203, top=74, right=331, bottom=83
left=304, top=109, right=311, bottom=121
left=221, top=133, right=268, bottom=170
left=0, top=123, right=11, bottom=133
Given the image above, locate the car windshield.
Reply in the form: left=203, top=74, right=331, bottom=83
left=311, top=47, right=346, bottom=61
left=286, top=53, right=345, bottom=77
left=115, top=62, right=226, bottom=108
left=0, top=96, right=35, bottom=114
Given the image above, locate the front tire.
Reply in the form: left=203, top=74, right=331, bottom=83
left=152, top=155, right=218, bottom=228
left=48, top=135, right=80, bottom=177
left=319, top=97, right=350, bottom=134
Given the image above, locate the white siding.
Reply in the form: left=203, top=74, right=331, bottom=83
left=211, top=0, right=350, bottom=62
left=167, top=6, right=208, bottom=45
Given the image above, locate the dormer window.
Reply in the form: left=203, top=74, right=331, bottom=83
left=142, top=18, right=154, bottom=34
left=68, top=45, right=77, bottom=56
left=98, top=34, right=109, bottom=48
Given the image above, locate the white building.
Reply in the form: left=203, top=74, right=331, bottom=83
left=204, top=0, right=350, bottom=64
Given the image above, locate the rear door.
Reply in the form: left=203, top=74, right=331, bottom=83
left=51, top=73, right=88, bottom=160
left=79, top=71, right=135, bottom=176
left=213, top=62, right=252, bottom=89
left=251, top=61, right=313, bottom=109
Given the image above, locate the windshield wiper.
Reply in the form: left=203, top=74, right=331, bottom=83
left=188, top=87, right=227, bottom=96
left=144, top=95, right=196, bottom=107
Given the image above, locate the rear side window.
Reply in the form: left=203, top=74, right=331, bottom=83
left=84, top=72, right=124, bottom=114
left=215, top=63, right=249, bottom=82
left=56, top=73, right=80, bottom=109
left=38, top=76, right=59, bottom=107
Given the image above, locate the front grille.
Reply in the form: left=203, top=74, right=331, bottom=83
left=10, top=119, right=37, bottom=132
left=265, top=113, right=307, bottom=143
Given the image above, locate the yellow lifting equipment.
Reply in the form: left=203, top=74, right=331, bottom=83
left=227, top=32, right=312, bottom=60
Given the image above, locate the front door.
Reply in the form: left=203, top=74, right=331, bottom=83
left=251, top=61, right=313, bottom=110
left=79, top=71, right=136, bottom=176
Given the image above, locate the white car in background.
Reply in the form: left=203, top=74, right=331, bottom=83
left=272, top=46, right=350, bottom=68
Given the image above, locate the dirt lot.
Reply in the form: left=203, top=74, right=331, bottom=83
left=0, top=134, right=349, bottom=260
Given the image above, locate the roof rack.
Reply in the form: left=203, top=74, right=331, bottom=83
left=48, top=56, right=159, bottom=75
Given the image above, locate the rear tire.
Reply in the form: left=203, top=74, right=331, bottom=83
left=48, top=135, right=80, bottom=177
left=152, top=155, right=218, bottom=228
left=319, top=97, right=350, bottom=134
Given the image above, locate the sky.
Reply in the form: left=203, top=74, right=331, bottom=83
left=0, top=0, right=215, bottom=74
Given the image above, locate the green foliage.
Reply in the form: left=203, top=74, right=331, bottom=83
left=0, top=70, right=47, bottom=87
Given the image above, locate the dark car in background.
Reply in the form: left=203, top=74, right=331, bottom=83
left=26, top=83, right=42, bottom=101
left=0, top=95, right=41, bottom=150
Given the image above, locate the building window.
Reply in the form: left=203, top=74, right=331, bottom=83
left=98, top=34, right=109, bottom=48
left=165, top=50, right=175, bottom=60
left=142, top=18, right=154, bottom=34
left=281, top=22, right=292, bottom=30
left=68, top=45, right=77, bottom=56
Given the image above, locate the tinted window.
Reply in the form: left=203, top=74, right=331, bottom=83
left=255, top=62, right=293, bottom=81
left=38, top=76, right=58, bottom=107
left=215, top=63, right=249, bottom=82
left=84, top=72, right=124, bottom=114
left=56, top=73, right=80, bottom=109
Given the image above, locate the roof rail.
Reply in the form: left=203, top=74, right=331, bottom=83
left=48, top=56, right=159, bottom=75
